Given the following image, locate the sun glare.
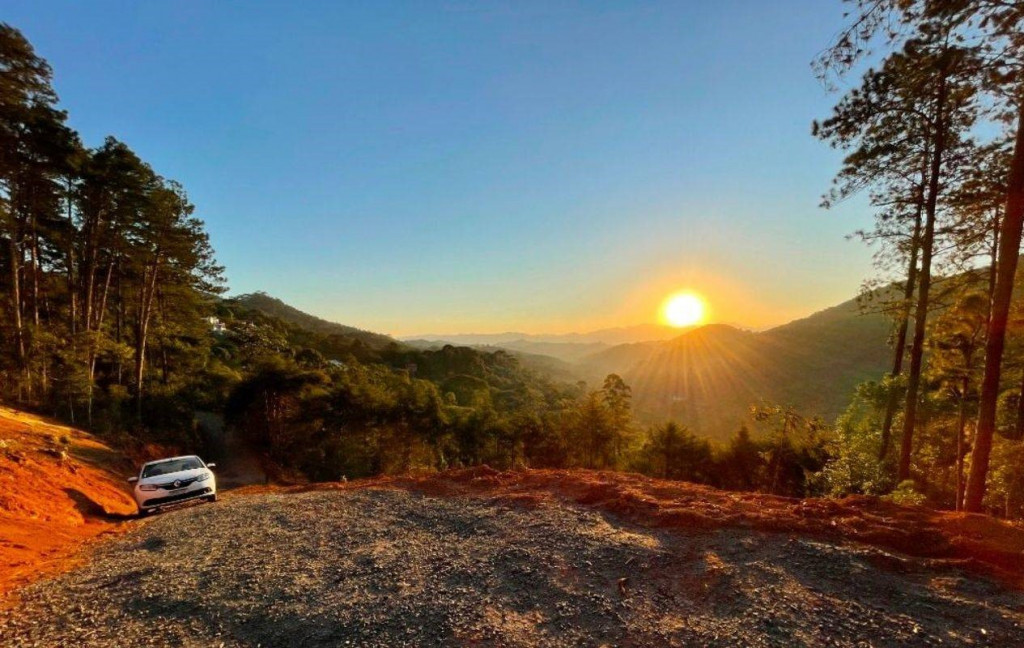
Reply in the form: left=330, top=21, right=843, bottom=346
left=661, top=292, right=707, bottom=328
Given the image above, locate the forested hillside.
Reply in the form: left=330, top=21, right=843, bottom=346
left=232, top=292, right=395, bottom=349
left=581, top=297, right=893, bottom=436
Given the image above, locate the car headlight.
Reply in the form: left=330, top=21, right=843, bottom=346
left=195, top=471, right=211, bottom=482
left=139, top=484, right=158, bottom=491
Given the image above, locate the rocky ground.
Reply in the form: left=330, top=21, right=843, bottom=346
left=2, top=487, right=1022, bottom=647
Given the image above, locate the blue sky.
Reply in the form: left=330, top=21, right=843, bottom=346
left=7, top=1, right=874, bottom=335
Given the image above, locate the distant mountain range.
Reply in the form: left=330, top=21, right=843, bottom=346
left=406, top=323, right=686, bottom=346
left=403, top=324, right=688, bottom=362
left=403, top=338, right=608, bottom=363
left=236, top=290, right=894, bottom=441
left=580, top=297, right=892, bottom=437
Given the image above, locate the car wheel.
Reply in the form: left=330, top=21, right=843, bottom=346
left=139, top=507, right=152, bottom=517
left=206, top=494, right=218, bottom=503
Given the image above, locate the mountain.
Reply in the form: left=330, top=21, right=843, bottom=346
left=581, top=297, right=893, bottom=438
left=406, top=323, right=684, bottom=347
left=228, top=292, right=396, bottom=349
left=403, top=323, right=686, bottom=362
left=230, top=291, right=894, bottom=440
left=405, top=339, right=585, bottom=383
left=466, top=339, right=608, bottom=363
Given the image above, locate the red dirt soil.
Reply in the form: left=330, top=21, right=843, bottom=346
left=238, top=466, right=1024, bottom=586
left=0, top=406, right=137, bottom=603
left=3, top=401, right=1023, bottom=605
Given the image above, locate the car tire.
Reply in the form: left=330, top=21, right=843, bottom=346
left=139, top=507, right=153, bottom=517
left=206, top=494, right=218, bottom=503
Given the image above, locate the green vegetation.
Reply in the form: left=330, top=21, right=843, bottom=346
left=810, top=0, right=1024, bottom=515
left=4, top=2, right=1024, bottom=520
left=212, top=296, right=838, bottom=495
left=0, top=24, right=222, bottom=445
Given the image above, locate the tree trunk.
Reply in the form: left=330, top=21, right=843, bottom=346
left=80, top=210, right=104, bottom=424
left=29, top=218, right=40, bottom=331
left=23, top=187, right=39, bottom=402
left=85, top=262, right=114, bottom=426
left=115, top=259, right=124, bottom=385
left=134, top=259, right=161, bottom=419
left=955, top=371, right=970, bottom=511
left=66, top=178, right=77, bottom=336
left=966, top=99, right=1024, bottom=512
left=988, top=207, right=1001, bottom=325
left=879, top=183, right=925, bottom=459
left=898, top=75, right=948, bottom=483
left=94, top=262, right=113, bottom=333
left=81, top=207, right=106, bottom=342
left=8, top=234, right=26, bottom=396
left=1014, top=366, right=1024, bottom=442
left=82, top=246, right=96, bottom=338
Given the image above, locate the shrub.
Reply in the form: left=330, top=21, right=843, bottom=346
left=885, top=480, right=927, bottom=507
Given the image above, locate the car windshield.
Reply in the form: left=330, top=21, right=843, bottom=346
left=142, top=458, right=203, bottom=478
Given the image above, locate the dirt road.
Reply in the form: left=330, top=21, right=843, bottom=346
left=2, top=487, right=1022, bottom=647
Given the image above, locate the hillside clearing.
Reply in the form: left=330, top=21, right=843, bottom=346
left=2, top=487, right=1022, bottom=647
left=2, top=406, right=1024, bottom=646
left=245, top=467, right=1024, bottom=586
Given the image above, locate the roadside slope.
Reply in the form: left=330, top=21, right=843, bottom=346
left=0, top=406, right=136, bottom=599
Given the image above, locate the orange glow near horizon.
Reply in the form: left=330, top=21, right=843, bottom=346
left=660, top=291, right=708, bottom=328
left=343, top=271, right=819, bottom=337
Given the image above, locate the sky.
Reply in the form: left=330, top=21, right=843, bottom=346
left=7, top=1, right=876, bottom=336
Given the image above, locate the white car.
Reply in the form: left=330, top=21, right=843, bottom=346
left=128, top=455, right=218, bottom=515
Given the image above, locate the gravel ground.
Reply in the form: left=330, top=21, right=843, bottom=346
left=2, top=488, right=1023, bottom=647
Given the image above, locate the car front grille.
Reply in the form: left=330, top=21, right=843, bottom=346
left=142, top=487, right=212, bottom=507
left=156, top=476, right=198, bottom=491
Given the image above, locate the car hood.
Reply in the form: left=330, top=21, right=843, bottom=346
left=138, top=467, right=207, bottom=485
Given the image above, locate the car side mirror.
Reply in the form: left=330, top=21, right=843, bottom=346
left=206, top=463, right=216, bottom=468
left=127, top=476, right=138, bottom=483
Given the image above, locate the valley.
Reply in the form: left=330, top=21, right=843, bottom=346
left=401, top=295, right=894, bottom=438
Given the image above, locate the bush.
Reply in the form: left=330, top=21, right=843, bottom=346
left=885, top=480, right=927, bottom=507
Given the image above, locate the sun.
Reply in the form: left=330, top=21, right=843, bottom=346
left=661, top=292, right=707, bottom=328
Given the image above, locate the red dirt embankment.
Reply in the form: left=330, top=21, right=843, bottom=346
left=3, top=399, right=1023, bottom=604
left=0, top=406, right=137, bottom=601
left=239, top=466, right=1024, bottom=586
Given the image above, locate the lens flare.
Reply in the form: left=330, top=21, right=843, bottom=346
left=661, top=292, right=707, bottom=328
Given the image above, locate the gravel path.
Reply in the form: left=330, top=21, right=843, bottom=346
left=2, top=489, right=1022, bottom=647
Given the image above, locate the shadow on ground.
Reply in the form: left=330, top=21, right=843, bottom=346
left=64, top=488, right=137, bottom=522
